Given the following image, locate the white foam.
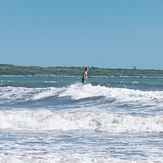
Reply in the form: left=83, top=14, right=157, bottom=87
left=132, top=81, right=139, bottom=84
left=0, top=86, right=35, bottom=104
left=0, top=154, right=159, bottom=163
left=0, top=86, right=65, bottom=104
left=1, top=84, right=163, bottom=106
left=44, top=81, right=56, bottom=83
left=32, top=87, right=63, bottom=101
left=0, top=110, right=163, bottom=132
left=59, top=84, right=163, bottom=105
left=0, top=80, right=12, bottom=82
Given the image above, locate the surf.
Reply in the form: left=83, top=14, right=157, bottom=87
left=1, top=84, right=163, bottom=107
left=0, top=110, right=162, bottom=133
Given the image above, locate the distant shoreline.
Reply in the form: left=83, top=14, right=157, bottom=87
left=1, top=75, right=163, bottom=79
left=1, top=64, right=163, bottom=77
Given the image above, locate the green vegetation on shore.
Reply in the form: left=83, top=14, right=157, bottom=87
left=1, top=64, right=163, bottom=77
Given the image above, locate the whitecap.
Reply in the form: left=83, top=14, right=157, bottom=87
left=0, top=110, right=163, bottom=133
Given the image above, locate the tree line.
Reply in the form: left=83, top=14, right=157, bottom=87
left=1, top=64, right=163, bottom=77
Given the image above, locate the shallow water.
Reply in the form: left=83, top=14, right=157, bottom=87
left=0, top=76, right=163, bottom=162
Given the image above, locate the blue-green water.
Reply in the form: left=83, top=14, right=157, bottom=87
left=0, top=76, right=163, bottom=162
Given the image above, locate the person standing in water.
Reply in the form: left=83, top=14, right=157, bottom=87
left=82, top=67, right=89, bottom=83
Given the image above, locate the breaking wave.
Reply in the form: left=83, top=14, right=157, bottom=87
left=1, top=84, right=163, bottom=106
left=0, top=110, right=163, bottom=132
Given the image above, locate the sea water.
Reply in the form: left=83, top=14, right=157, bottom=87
left=0, top=76, right=163, bottom=163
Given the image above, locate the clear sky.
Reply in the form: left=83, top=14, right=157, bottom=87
left=0, top=0, right=163, bottom=69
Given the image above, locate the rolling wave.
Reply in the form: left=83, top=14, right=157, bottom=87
left=1, top=84, right=163, bottom=106
left=0, top=110, right=163, bottom=132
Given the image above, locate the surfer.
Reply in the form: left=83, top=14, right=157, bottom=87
left=82, top=67, right=89, bottom=83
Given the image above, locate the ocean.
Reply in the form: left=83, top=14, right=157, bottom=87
left=0, top=76, right=163, bottom=163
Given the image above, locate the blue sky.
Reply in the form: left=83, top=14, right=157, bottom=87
left=0, top=0, right=163, bottom=69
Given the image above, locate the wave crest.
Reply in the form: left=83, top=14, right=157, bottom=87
left=1, top=84, right=163, bottom=106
